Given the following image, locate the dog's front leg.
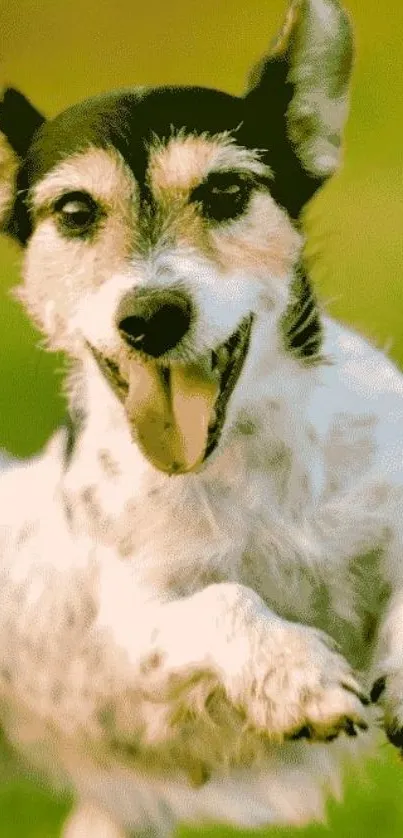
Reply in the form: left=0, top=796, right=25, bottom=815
left=97, top=574, right=370, bottom=746
left=0, top=534, right=368, bottom=751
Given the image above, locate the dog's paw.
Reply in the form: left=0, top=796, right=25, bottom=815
left=229, top=623, right=370, bottom=744
left=371, top=669, right=403, bottom=752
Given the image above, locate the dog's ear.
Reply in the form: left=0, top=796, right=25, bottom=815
left=0, top=88, right=45, bottom=239
left=244, top=0, right=353, bottom=217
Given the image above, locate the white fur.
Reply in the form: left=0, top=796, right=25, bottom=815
left=0, top=2, right=400, bottom=836
left=0, top=298, right=401, bottom=836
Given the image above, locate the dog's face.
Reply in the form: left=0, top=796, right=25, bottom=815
left=0, top=0, right=353, bottom=474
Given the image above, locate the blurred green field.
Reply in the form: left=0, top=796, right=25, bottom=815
left=1, top=0, right=403, bottom=834
left=1, top=752, right=403, bottom=837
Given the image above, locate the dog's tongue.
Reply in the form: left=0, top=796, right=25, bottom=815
left=125, top=358, right=219, bottom=474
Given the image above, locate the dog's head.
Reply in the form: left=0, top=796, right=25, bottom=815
left=0, top=0, right=352, bottom=475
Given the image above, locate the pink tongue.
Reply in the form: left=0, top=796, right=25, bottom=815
left=125, top=358, right=219, bottom=474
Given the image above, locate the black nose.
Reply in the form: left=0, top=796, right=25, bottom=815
left=115, top=288, right=192, bottom=357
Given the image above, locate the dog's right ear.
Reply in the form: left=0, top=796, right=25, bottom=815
left=244, top=0, right=353, bottom=218
left=0, top=88, right=45, bottom=239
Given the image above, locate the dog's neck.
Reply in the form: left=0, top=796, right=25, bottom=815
left=63, top=325, right=324, bottom=501
left=58, top=330, right=327, bottom=596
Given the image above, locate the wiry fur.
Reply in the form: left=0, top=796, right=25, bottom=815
left=0, top=1, right=402, bottom=836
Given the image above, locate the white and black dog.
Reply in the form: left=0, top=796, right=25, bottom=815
left=0, top=0, right=402, bottom=834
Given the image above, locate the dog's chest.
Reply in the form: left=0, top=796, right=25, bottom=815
left=66, top=436, right=296, bottom=594
left=64, top=407, right=386, bottom=660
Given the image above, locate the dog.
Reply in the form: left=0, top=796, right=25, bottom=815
left=0, top=0, right=402, bottom=834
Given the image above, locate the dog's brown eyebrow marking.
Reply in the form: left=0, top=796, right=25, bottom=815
left=30, top=147, right=136, bottom=213
left=29, top=138, right=271, bottom=228
left=147, top=133, right=272, bottom=195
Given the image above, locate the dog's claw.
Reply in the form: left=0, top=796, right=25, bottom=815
left=343, top=718, right=357, bottom=737
left=290, top=725, right=312, bottom=740
left=370, top=676, right=386, bottom=704
left=386, top=726, right=403, bottom=750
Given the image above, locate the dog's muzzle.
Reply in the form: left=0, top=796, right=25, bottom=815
left=88, top=289, right=253, bottom=475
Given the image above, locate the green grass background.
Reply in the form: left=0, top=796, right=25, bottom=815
left=1, top=0, right=403, bottom=833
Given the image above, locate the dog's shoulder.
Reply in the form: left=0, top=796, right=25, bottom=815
left=305, top=317, right=403, bottom=488
left=322, top=316, right=403, bottom=402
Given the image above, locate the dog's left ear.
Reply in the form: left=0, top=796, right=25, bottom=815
left=0, top=88, right=45, bottom=239
left=244, top=0, right=353, bottom=217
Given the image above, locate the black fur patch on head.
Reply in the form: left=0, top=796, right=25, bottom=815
left=9, top=78, right=328, bottom=243
left=280, top=265, right=324, bottom=365
left=27, top=87, right=245, bottom=189
left=11, top=87, right=245, bottom=243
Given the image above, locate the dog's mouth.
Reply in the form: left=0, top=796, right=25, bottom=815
left=88, top=314, right=253, bottom=475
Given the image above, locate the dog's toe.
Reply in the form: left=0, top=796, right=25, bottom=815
left=289, top=725, right=312, bottom=741
left=386, top=725, right=403, bottom=750
left=370, top=676, right=386, bottom=704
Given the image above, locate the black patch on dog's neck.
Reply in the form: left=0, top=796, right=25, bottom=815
left=63, top=406, right=85, bottom=470
left=280, top=266, right=324, bottom=365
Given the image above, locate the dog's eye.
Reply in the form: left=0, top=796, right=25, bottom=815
left=211, top=184, right=242, bottom=196
left=189, top=173, right=253, bottom=223
left=54, top=191, right=101, bottom=237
